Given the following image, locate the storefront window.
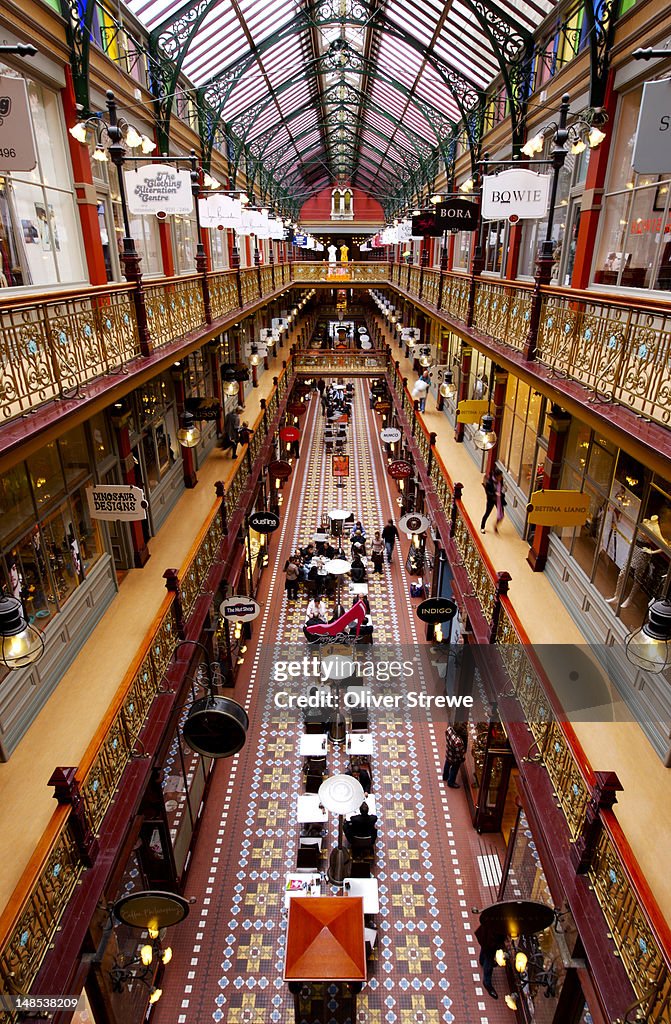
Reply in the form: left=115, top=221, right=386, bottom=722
left=209, top=226, right=228, bottom=269
left=0, top=70, right=85, bottom=289
left=27, top=441, right=66, bottom=508
left=518, top=148, right=584, bottom=279
left=0, top=463, right=34, bottom=547
left=59, top=425, right=90, bottom=489
left=173, top=212, right=197, bottom=273
left=484, top=219, right=507, bottom=273
left=593, top=86, right=671, bottom=291
left=90, top=411, right=115, bottom=464
left=498, top=379, right=543, bottom=490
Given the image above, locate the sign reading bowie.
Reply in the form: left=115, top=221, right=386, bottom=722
left=482, top=169, right=551, bottom=221
left=126, top=165, right=193, bottom=216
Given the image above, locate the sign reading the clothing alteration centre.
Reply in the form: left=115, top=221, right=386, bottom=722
left=87, top=485, right=148, bottom=521
left=0, top=76, right=37, bottom=171
left=126, top=164, right=193, bottom=216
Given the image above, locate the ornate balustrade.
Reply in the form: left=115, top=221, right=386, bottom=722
left=421, top=268, right=440, bottom=307
left=293, top=350, right=388, bottom=374
left=0, top=264, right=290, bottom=425
left=536, top=289, right=671, bottom=428
left=0, top=364, right=292, bottom=1012
left=208, top=269, right=239, bottom=321
left=385, top=355, right=671, bottom=1014
left=439, top=272, right=470, bottom=321
left=0, top=284, right=139, bottom=421
left=290, top=261, right=390, bottom=284
left=472, top=279, right=533, bottom=351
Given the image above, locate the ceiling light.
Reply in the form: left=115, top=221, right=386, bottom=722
left=0, top=595, right=45, bottom=669
left=140, top=945, right=153, bottom=967
left=439, top=371, right=457, bottom=399
left=161, top=947, right=173, bottom=965
left=504, top=994, right=518, bottom=1011
left=626, top=598, right=671, bottom=673
left=149, top=988, right=162, bottom=1005
left=495, top=949, right=507, bottom=968
left=177, top=410, right=201, bottom=448
left=461, top=178, right=474, bottom=193
left=570, top=138, right=586, bottom=155
left=473, top=413, right=497, bottom=451
left=92, top=145, right=108, bottom=163
left=69, top=122, right=88, bottom=143
left=140, top=135, right=157, bottom=154
left=588, top=125, right=606, bottom=148
left=124, top=125, right=143, bottom=149
left=515, top=951, right=528, bottom=973
left=521, top=132, right=544, bottom=157
left=430, top=194, right=442, bottom=204
left=203, top=172, right=221, bottom=189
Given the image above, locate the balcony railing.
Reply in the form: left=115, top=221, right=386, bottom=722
left=293, top=349, right=388, bottom=373
left=0, top=265, right=289, bottom=427
left=291, top=261, right=390, bottom=284
left=394, top=264, right=671, bottom=431
left=0, top=361, right=293, bottom=1011
left=386, top=360, right=671, bottom=1021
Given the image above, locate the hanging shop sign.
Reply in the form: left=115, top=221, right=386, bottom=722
left=412, top=213, right=440, bottom=237
left=633, top=78, right=671, bottom=174
left=526, top=489, right=591, bottom=527
left=380, top=427, right=402, bottom=444
left=113, top=891, right=190, bottom=930
left=399, top=513, right=430, bottom=536
left=293, top=233, right=308, bottom=246
left=435, top=199, right=479, bottom=231
left=416, top=597, right=458, bottom=624
left=456, top=399, right=488, bottom=423
left=402, top=327, right=421, bottom=341
left=126, top=165, right=193, bottom=216
left=198, top=194, right=242, bottom=228
left=279, top=426, right=300, bottom=442
left=219, top=596, right=261, bottom=622
left=481, top=169, right=551, bottom=221
left=375, top=400, right=392, bottom=415
left=269, top=459, right=292, bottom=480
left=388, top=460, right=413, bottom=480
left=248, top=510, right=280, bottom=534
left=87, top=484, right=148, bottom=522
left=287, top=401, right=307, bottom=417
left=184, top=396, right=221, bottom=421
left=0, top=76, right=37, bottom=171
left=332, top=454, right=350, bottom=477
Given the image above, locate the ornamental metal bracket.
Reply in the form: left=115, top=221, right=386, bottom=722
left=582, top=0, right=616, bottom=110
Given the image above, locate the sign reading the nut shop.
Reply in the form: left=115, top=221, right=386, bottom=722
left=526, top=489, right=591, bottom=526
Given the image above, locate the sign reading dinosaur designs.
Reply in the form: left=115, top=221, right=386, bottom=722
left=125, top=165, right=193, bottom=215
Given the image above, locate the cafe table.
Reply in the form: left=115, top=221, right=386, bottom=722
left=299, top=733, right=328, bottom=756
left=346, top=733, right=375, bottom=756
left=296, top=793, right=329, bottom=824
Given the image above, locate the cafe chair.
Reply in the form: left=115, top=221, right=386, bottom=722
left=296, top=846, right=321, bottom=870
left=305, top=773, right=324, bottom=794
left=304, top=719, right=326, bottom=734
left=350, top=860, right=372, bottom=879
left=349, top=834, right=375, bottom=861
left=350, top=714, right=369, bottom=733
left=364, top=927, right=378, bottom=956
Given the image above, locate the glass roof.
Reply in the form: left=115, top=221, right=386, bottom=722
left=127, top=0, right=559, bottom=213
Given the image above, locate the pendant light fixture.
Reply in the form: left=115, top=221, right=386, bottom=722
left=0, top=595, right=45, bottom=669
left=177, top=410, right=201, bottom=448
left=625, top=598, right=671, bottom=673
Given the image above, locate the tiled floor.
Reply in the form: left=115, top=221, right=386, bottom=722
left=153, top=380, right=512, bottom=1024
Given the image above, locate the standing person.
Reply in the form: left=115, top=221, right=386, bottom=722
left=382, top=519, right=399, bottom=564
left=442, top=722, right=467, bottom=788
left=481, top=467, right=506, bottom=534
left=284, top=558, right=300, bottom=601
left=474, top=922, right=506, bottom=1000
left=370, top=531, right=385, bottom=573
left=224, top=406, right=242, bottom=459
left=411, top=372, right=430, bottom=413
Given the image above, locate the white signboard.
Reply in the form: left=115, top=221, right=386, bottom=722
left=633, top=79, right=671, bottom=174
left=0, top=76, right=37, bottom=171
left=219, top=596, right=261, bottom=623
left=381, top=427, right=402, bottom=444
left=481, top=168, right=551, bottom=220
left=396, top=220, right=413, bottom=241
left=126, top=165, right=193, bottom=216
left=255, top=343, right=268, bottom=358
left=272, top=317, right=288, bottom=331
left=87, top=485, right=147, bottom=521
left=199, top=194, right=242, bottom=227
left=399, top=512, right=431, bottom=536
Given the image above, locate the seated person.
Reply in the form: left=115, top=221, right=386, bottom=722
left=350, top=556, right=367, bottom=584
left=353, top=520, right=366, bottom=538
left=301, top=541, right=316, bottom=562
left=323, top=542, right=336, bottom=559
left=305, top=596, right=327, bottom=623
left=344, top=801, right=378, bottom=844
left=350, top=529, right=366, bottom=556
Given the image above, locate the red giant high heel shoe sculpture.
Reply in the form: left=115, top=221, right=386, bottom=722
left=304, top=599, right=367, bottom=643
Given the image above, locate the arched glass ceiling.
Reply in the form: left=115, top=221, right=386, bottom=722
left=128, top=0, right=559, bottom=212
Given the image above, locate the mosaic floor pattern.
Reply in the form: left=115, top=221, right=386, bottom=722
left=153, top=378, right=511, bottom=1024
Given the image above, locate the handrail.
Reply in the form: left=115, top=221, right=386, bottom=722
left=0, top=360, right=292, bottom=1003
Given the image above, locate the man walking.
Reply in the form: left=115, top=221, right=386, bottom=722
left=381, top=519, right=399, bottom=564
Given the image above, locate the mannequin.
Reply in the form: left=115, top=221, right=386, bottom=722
left=339, top=244, right=349, bottom=263
left=327, top=244, right=338, bottom=264
left=607, top=519, right=664, bottom=608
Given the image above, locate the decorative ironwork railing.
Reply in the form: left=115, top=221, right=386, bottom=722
left=0, top=364, right=291, bottom=1011
left=240, top=268, right=261, bottom=306
left=386, top=357, right=671, bottom=1017
left=208, top=270, right=239, bottom=321
left=0, top=284, right=139, bottom=421
left=144, top=275, right=206, bottom=348
left=472, top=279, right=533, bottom=351
left=293, top=351, right=388, bottom=373
left=290, top=262, right=390, bottom=283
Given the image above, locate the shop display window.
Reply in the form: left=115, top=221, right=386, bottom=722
left=0, top=463, right=35, bottom=547
left=173, top=212, right=198, bottom=273
left=593, top=85, right=671, bottom=292
left=90, top=411, right=115, bottom=464
left=0, top=69, right=85, bottom=289
left=59, top=425, right=90, bottom=490
left=484, top=219, right=507, bottom=274
left=27, top=441, right=66, bottom=508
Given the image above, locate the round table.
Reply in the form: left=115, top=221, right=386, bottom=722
left=319, top=775, right=366, bottom=884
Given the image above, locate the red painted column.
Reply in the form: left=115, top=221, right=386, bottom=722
left=61, top=68, right=107, bottom=286
left=571, top=72, right=617, bottom=289
left=527, top=408, right=572, bottom=571
left=485, top=367, right=508, bottom=475
left=158, top=220, right=175, bottom=277
left=172, top=370, right=198, bottom=488
left=505, top=223, right=522, bottom=280
left=454, top=343, right=472, bottom=443
left=112, top=413, right=150, bottom=568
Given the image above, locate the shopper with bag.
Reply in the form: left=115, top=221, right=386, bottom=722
left=442, top=722, right=467, bottom=788
left=411, top=371, right=430, bottom=413
left=480, top=467, right=506, bottom=534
